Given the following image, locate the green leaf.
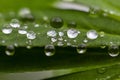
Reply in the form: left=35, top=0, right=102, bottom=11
left=0, top=0, right=120, bottom=80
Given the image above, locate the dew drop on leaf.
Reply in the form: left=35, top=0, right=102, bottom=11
left=2, top=24, right=12, bottom=34
left=44, top=44, right=55, bottom=56
left=47, top=30, right=57, bottom=37
left=10, top=19, right=20, bottom=28
left=50, top=17, right=63, bottom=28
left=5, top=45, right=15, bottom=56
left=67, top=21, right=77, bottom=28
left=67, top=29, right=80, bottom=38
left=18, top=25, right=27, bottom=34
left=87, top=30, right=98, bottom=40
left=77, top=43, right=87, bottom=54
left=18, top=8, right=34, bottom=21
left=97, top=67, right=106, bottom=74
left=108, top=44, right=119, bottom=57
left=26, top=31, right=36, bottom=40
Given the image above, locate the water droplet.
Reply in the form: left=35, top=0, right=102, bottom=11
left=67, top=29, right=80, bottom=38
left=18, top=8, right=34, bottom=21
left=2, top=24, right=12, bottom=34
left=67, top=42, right=71, bottom=46
left=34, top=24, right=40, bottom=28
left=67, top=21, right=77, bottom=28
left=50, top=17, right=63, bottom=28
left=18, top=25, right=27, bottom=34
left=57, top=41, right=64, bottom=46
left=83, top=38, right=88, bottom=43
left=10, top=19, right=20, bottom=28
left=87, top=30, right=98, bottom=40
left=44, top=45, right=55, bottom=56
left=26, top=31, right=36, bottom=40
left=97, top=67, right=106, bottom=74
left=43, top=16, right=48, bottom=21
left=58, top=31, right=64, bottom=37
left=47, top=30, right=57, bottom=37
left=77, top=43, right=87, bottom=54
left=89, top=7, right=102, bottom=17
left=100, top=44, right=106, bottom=49
left=51, top=38, right=57, bottom=43
left=99, top=31, right=105, bottom=38
left=108, top=44, right=119, bottom=57
left=1, top=40, right=5, bottom=44
left=58, top=37, right=63, bottom=41
left=5, top=45, right=15, bottom=56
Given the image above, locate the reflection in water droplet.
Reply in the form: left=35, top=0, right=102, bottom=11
left=67, top=29, right=80, bottom=38
left=87, top=30, right=98, bottom=39
left=10, top=19, right=20, bottom=28
left=5, top=45, right=15, bottom=56
left=2, top=24, right=12, bottom=34
left=26, top=31, right=36, bottom=40
left=50, top=17, right=63, bottom=28
left=97, top=67, right=106, bottom=74
left=108, top=44, right=119, bottom=57
left=47, top=30, right=57, bottom=37
left=44, top=45, right=55, bottom=56
left=77, top=43, right=87, bottom=54
left=89, top=7, right=102, bottom=17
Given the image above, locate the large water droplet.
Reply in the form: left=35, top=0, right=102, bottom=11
left=10, top=19, right=20, bottom=28
left=67, top=29, right=80, bottom=38
left=97, top=67, right=106, bottom=74
left=77, top=43, right=87, bottom=54
left=18, top=25, right=27, bottom=34
left=67, top=21, right=77, bottom=28
left=87, top=30, right=98, bottom=39
left=47, top=30, right=57, bottom=37
left=5, top=45, right=15, bottom=56
left=50, top=17, right=63, bottom=28
left=18, top=8, right=34, bottom=21
left=26, top=31, right=36, bottom=40
left=108, top=44, right=119, bottom=57
left=2, top=24, right=12, bottom=34
left=44, top=45, right=55, bottom=56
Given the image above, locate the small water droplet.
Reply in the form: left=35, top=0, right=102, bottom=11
left=2, top=40, right=5, bottom=44
left=67, top=42, right=71, bottom=46
left=100, top=44, right=106, bottom=49
left=67, top=29, right=80, bottom=38
left=47, top=30, right=57, bottom=37
left=87, top=30, right=98, bottom=40
left=97, top=67, right=106, bottom=74
left=58, top=31, right=64, bottom=37
left=99, top=31, right=105, bottom=37
left=44, top=45, right=55, bottom=56
left=43, top=16, right=48, bottom=21
left=51, top=37, right=57, bottom=43
left=18, top=25, right=27, bottom=34
left=58, top=37, right=63, bottom=41
left=77, top=44, right=87, bottom=54
left=5, top=45, right=15, bottom=56
left=108, top=44, right=119, bottom=57
left=34, top=24, right=39, bottom=28
left=89, top=7, right=102, bottom=17
left=18, top=8, right=34, bottom=21
left=57, top=41, right=64, bottom=46
left=2, top=24, right=12, bottom=34
left=83, top=38, right=88, bottom=43
left=67, top=21, right=77, bottom=28
left=50, top=17, right=63, bottom=28
left=10, top=19, right=20, bottom=28
left=26, top=31, right=36, bottom=40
